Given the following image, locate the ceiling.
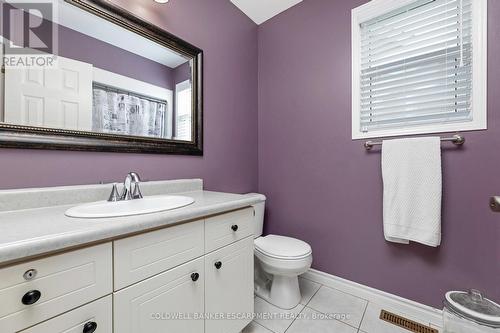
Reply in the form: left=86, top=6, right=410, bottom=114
left=230, top=0, right=303, bottom=25
left=58, top=1, right=187, bottom=68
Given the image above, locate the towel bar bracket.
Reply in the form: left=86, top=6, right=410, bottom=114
left=490, top=196, right=500, bottom=212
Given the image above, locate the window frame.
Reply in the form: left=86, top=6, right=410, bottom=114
left=351, top=0, right=487, bottom=140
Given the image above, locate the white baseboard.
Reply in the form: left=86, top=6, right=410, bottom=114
left=301, top=269, right=443, bottom=326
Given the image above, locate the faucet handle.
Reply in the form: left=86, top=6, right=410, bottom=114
left=107, top=183, right=121, bottom=202
left=132, top=182, right=143, bottom=199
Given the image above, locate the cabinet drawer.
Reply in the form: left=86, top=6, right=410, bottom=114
left=114, top=257, right=204, bottom=333
left=0, top=243, right=112, bottom=333
left=205, top=207, right=253, bottom=252
left=114, top=221, right=204, bottom=290
left=19, top=296, right=112, bottom=333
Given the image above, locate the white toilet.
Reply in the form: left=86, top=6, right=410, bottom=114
left=250, top=195, right=313, bottom=310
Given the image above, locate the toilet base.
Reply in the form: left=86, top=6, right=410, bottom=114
left=255, top=274, right=301, bottom=310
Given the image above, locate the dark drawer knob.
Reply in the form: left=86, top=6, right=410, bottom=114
left=214, top=261, right=222, bottom=269
left=83, top=321, right=97, bottom=333
left=231, top=225, right=239, bottom=232
left=22, top=290, right=41, bottom=305
left=191, top=272, right=200, bottom=282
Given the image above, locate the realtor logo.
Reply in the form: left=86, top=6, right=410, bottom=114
left=1, top=0, right=58, bottom=67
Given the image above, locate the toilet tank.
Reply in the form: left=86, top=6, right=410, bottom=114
left=244, top=193, right=266, bottom=238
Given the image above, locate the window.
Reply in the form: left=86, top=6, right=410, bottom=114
left=351, top=0, right=487, bottom=139
left=175, top=80, right=192, bottom=141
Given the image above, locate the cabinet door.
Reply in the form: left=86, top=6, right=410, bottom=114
left=205, top=236, right=254, bottom=333
left=114, top=257, right=204, bottom=333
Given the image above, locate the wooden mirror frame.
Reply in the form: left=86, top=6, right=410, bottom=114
left=0, top=0, right=203, bottom=155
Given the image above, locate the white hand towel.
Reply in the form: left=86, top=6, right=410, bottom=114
left=382, top=137, right=442, bottom=247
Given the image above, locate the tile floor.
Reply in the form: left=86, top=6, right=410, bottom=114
left=243, top=277, right=441, bottom=333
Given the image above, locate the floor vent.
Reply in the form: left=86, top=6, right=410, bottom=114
left=379, top=310, right=438, bottom=333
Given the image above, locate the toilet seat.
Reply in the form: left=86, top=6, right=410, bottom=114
left=255, top=235, right=312, bottom=260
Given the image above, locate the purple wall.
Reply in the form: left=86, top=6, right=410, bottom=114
left=173, top=62, right=192, bottom=86
left=0, top=0, right=258, bottom=193
left=258, top=0, right=500, bottom=308
left=2, top=0, right=497, bottom=310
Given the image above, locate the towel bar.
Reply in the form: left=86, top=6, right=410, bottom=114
left=364, top=134, right=465, bottom=150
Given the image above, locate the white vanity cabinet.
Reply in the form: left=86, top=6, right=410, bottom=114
left=0, top=207, right=254, bottom=333
left=113, top=207, right=255, bottom=333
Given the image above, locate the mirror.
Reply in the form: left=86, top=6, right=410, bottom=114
left=0, top=0, right=203, bottom=154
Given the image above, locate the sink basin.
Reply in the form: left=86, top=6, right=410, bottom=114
left=65, top=195, right=195, bottom=218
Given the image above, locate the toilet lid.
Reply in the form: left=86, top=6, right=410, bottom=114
left=255, top=235, right=312, bottom=259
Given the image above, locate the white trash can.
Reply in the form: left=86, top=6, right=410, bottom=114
left=443, top=290, right=500, bottom=333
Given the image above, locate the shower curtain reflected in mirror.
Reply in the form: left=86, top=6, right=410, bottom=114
left=92, top=87, right=170, bottom=139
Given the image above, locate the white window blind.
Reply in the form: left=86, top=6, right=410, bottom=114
left=359, top=0, right=474, bottom=134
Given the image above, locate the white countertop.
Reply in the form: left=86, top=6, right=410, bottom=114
left=0, top=183, right=263, bottom=266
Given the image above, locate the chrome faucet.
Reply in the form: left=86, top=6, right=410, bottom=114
left=108, top=172, right=143, bottom=202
